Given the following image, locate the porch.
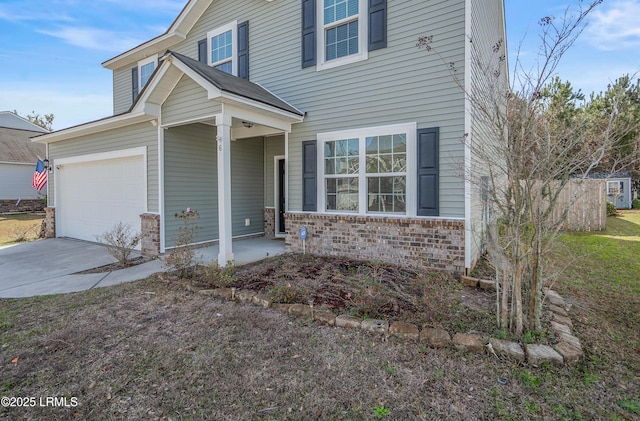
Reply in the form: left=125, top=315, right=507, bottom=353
left=194, top=236, right=286, bottom=266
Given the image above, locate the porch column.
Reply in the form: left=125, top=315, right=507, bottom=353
left=216, top=114, right=234, bottom=265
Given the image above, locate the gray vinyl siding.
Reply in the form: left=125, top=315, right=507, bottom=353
left=167, top=0, right=466, bottom=216
left=263, top=135, right=285, bottom=208
left=110, top=0, right=468, bottom=217
left=164, top=123, right=218, bottom=246
left=164, top=126, right=265, bottom=246
left=231, top=137, right=264, bottom=236
left=162, top=75, right=222, bottom=126
left=113, top=68, right=131, bottom=114
left=47, top=122, right=158, bottom=212
left=468, top=0, right=507, bottom=264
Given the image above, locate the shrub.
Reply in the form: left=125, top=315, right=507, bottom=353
left=96, top=222, right=141, bottom=268
left=632, top=198, right=640, bottom=209
left=165, top=208, right=200, bottom=278
left=606, top=200, right=619, bottom=217
left=268, top=282, right=303, bottom=303
left=198, top=262, right=236, bottom=288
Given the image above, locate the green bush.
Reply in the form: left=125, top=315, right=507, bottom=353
left=606, top=200, right=619, bottom=217
left=632, top=198, right=640, bottom=209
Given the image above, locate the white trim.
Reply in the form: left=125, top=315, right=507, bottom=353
left=54, top=147, right=148, bottom=241
left=54, top=146, right=147, bottom=166
left=317, top=122, right=417, bottom=217
left=464, top=0, right=472, bottom=271
left=32, top=112, right=156, bottom=144
left=160, top=114, right=217, bottom=128
left=274, top=155, right=286, bottom=237
left=316, top=0, right=368, bottom=71
left=207, top=20, right=238, bottom=76
left=102, top=0, right=213, bottom=69
left=158, top=115, right=166, bottom=253
left=285, top=131, right=289, bottom=213
left=138, top=55, right=158, bottom=89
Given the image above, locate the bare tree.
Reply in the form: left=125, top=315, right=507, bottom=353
left=420, top=0, right=639, bottom=335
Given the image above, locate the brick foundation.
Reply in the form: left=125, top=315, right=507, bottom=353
left=264, top=208, right=276, bottom=237
left=44, top=207, right=56, bottom=238
left=285, top=213, right=465, bottom=274
left=140, top=213, right=161, bottom=258
left=0, top=199, right=46, bottom=213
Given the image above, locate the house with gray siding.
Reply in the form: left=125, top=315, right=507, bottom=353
left=0, top=111, right=48, bottom=212
left=34, top=0, right=507, bottom=274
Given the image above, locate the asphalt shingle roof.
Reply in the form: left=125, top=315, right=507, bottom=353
left=0, top=127, right=46, bottom=163
left=168, top=51, right=303, bottom=116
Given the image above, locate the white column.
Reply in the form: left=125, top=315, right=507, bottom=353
left=216, top=114, right=234, bottom=266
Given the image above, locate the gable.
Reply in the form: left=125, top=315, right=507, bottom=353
left=0, top=112, right=48, bottom=133
left=162, top=75, right=222, bottom=126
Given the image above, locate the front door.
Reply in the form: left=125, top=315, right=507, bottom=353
left=277, top=158, right=286, bottom=235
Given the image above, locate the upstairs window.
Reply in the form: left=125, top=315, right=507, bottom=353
left=324, top=0, right=359, bottom=60
left=319, top=0, right=367, bottom=69
left=302, top=0, right=387, bottom=71
left=138, top=56, right=157, bottom=89
left=207, top=21, right=238, bottom=75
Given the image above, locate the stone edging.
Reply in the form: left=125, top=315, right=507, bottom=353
left=460, top=276, right=584, bottom=365
left=191, top=280, right=583, bottom=366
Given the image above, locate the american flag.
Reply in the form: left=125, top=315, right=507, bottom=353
left=32, top=159, right=47, bottom=191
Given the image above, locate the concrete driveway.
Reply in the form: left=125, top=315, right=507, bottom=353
left=0, top=238, right=163, bottom=298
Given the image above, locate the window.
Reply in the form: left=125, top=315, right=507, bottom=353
left=365, top=134, right=407, bottom=213
left=138, top=56, right=157, bottom=90
left=207, top=21, right=238, bottom=75
left=607, top=180, right=624, bottom=196
left=318, top=123, right=416, bottom=215
left=318, top=0, right=367, bottom=70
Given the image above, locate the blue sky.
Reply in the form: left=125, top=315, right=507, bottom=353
left=0, top=0, right=638, bottom=131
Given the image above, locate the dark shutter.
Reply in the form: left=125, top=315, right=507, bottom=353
left=301, top=0, right=316, bottom=68
left=237, top=20, right=249, bottom=80
left=198, top=38, right=207, bottom=64
left=417, top=127, right=439, bottom=216
left=131, top=67, right=139, bottom=102
left=368, top=0, right=387, bottom=51
left=302, top=140, right=317, bottom=211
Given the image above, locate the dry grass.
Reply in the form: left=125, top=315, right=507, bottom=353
left=0, top=214, right=43, bottom=246
left=0, top=252, right=638, bottom=419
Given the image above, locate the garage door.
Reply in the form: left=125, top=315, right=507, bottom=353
left=57, top=153, right=145, bottom=247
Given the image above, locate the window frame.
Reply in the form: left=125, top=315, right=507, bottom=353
left=316, top=0, right=368, bottom=71
left=138, top=55, right=158, bottom=90
left=317, top=122, right=417, bottom=216
left=207, top=20, right=238, bottom=76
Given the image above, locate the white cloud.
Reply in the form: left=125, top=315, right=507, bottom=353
left=584, top=0, right=640, bottom=50
left=38, top=27, right=146, bottom=53
left=0, top=5, right=73, bottom=23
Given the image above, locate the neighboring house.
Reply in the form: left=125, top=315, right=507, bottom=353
left=0, top=111, right=48, bottom=212
left=587, top=172, right=633, bottom=209
left=33, top=0, right=507, bottom=274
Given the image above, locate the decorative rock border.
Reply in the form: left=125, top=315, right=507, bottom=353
left=192, top=281, right=583, bottom=366
left=457, top=276, right=584, bottom=366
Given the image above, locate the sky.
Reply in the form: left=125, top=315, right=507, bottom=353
left=0, top=0, right=638, bottom=131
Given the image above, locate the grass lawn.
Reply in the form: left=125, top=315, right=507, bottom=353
left=0, top=213, right=639, bottom=419
left=0, top=214, right=43, bottom=246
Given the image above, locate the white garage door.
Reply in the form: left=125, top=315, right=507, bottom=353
left=57, top=152, right=145, bottom=246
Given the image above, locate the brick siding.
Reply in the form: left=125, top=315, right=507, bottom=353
left=0, top=199, right=45, bottom=213
left=263, top=208, right=275, bottom=237
left=140, top=213, right=161, bottom=258
left=43, top=207, right=56, bottom=238
left=285, top=213, right=465, bottom=274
